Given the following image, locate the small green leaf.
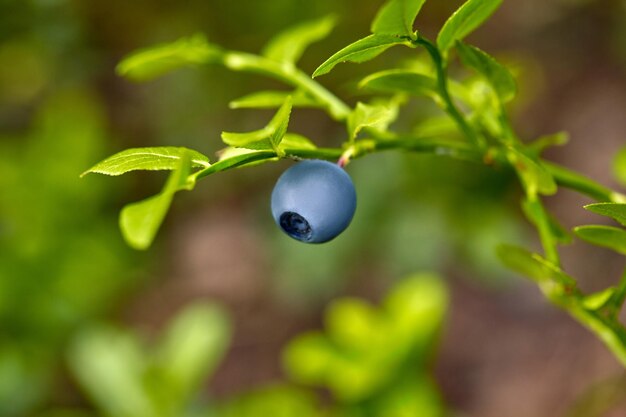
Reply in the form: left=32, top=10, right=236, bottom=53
left=371, top=0, right=426, bottom=37
left=120, top=152, right=193, bottom=250
left=116, top=34, right=222, bottom=81
left=347, top=101, right=397, bottom=141
left=582, top=287, right=615, bottom=311
left=614, top=146, right=626, bottom=186
left=437, top=0, right=503, bottom=54
left=262, top=15, right=337, bottom=64
left=496, top=244, right=575, bottom=286
left=279, top=133, right=317, bottom=151
left=574, top=225, right=626, bottom=255
left=68, top=327, right=154, bottom=417
left=152, top=303, right=231, bottom=402
left=359, top=69, right=437, bottom=98
left=221, top=97, right=292, bottom=152
left=81, top=147, right=209, bottom=177
left=584, top=203, right=626, bottom=227
left=313, top=34, right=415, bottom=78
left=528, top=132, right=569, bottom=155
left=229, top=89, right=319, bottom=109
left=506, top=147, right=557, bottom=196
left=456, top=41, right=516, bottom=102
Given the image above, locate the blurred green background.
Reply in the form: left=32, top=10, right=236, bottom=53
left=2, top=0, right=626, bottom=416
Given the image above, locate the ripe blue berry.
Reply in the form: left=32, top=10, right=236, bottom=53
left=271, top=159, right=357, bottom=243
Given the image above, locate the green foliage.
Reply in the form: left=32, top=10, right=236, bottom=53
left=437, top=0, right=503, bottom=54
left=284, top=273, right=447, bottom=406
left=221, top=96, right=292, bottom=153
left=574, top=226, right=626, bottom=256
left=0, top=89, right=137, bottom=416
left=347, top=101, right=397, bottom=141
left=119, top=151, right=196, bottom=250
left=81, top=147, right=210, bottom=177
left=585, top=203, right=626, bottom=227
left=68, top=302, right=231, bottom=417
left=359, top=69, right=438, bottom=98
left=455, top=41, right=516, bottom=103
left=116, top=34, right=222, bottom=81
left=312, top=34, right=415, bottom=78
left=262, top=15, right=337, bottom=64
left=86, top=0, right=626, bottom=374
left=371, top=0, right=426, bottom=37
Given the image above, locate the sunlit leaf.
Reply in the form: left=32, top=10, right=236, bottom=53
left=283, top=332, right=334, bottom=385
left=262, top=15, right=337, bottom=64
left=506, top=147, right=557, bottom=196
left=221, top=97, right=292, bottom=152
left=279, top=133, right=317, bottom=151
left=574, top=225, right=626, bottom=255
left=325, top=298, right=381, bottom=352
left=456, top=41, right=516, bottom=102
left=229, top=89, right=320, bottom=109
left=347, top=101, right=397, bottom=141
left=313, top=34, right=414, bottom=78
left=359, top=69, right=437, bottom=98
left=582, top=287, right=615, bottom=311
left=437, top=0, right=503, bottom=54
left=81, top=147, right=209, bottom=177
left=584, top=203, right=626, bottom=227
left=68, top=327, right=154, bottom=417
left=371, top=0, right=426, bottom=37
left=119, top=152, right=193, bottom=250
left=116, top=34, right=222, bottom=81
left=152, top=303, right=231, bottom=404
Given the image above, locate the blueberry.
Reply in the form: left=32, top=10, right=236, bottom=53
left=271, top=159, right=357, bottom=243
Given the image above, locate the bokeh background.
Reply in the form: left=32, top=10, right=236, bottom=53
left=2, top=0, right=626, bottom=416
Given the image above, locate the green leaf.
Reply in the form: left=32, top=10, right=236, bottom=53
left=313, top=34, right=415, bottom=78
left=81, top=147, right=209, bottom=177
left=152, top=303, right=231, bottom=403
left=574, top=225, right=626, bottom=255
left=496, top=244, right=576, bottom=286
left=456, top=41, right=516, bottom=102
left=120, top=152, right=193, bottom=250
left=506, top=147, right=557, bottom=196
left=325, top=298, right=381, bottom=352
left=347, top=101, right=397, bottom=141
left=437, top=0, right=503, bottom=54
left=68, top=327, right=155, bottom=417
left=262, top=15, right=337, bottom=64
left=221, top=97, right=292, bottom=152
left=614, top=146, right=626, bottom=187
left=359, top=69, right=437, bottom=97
left=582, top=287, right=615, bottom=311
left=116, top=34, right=222, bottom=81
left=279, top=133, right=317, bottom=151
left=229, top=89, right=320, bottom=109
left=585, top=203, right=626, bottom=227
left=528, top=132, right=569, bottom=155
left=283, top=332, right=334, bottom=385
left=371, top=0, right=426, bottom=37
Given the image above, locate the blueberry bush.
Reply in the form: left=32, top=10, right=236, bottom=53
left=84, top=0, right=626, bottom=369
